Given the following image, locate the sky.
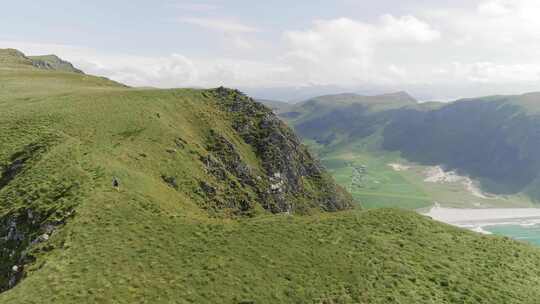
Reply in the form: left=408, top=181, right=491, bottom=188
left=2, top=0, right=540, bottom=101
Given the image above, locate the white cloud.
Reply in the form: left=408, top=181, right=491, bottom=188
left=76, top=54, right=289, bottom=89
left=179, top=17, right=259, bottom=33
left=179, top=17, right=260, bottom=51
left=7, top=2, right=540, bottom=100
left=378, top=15, right=440, bottom=43
left=282, top=15, right=440, bottom=86
left=173, top=3, right=218, bottom=11
left=477, top=1, right=512, bottom=16
left=279, top=2, right=540, bottom=96
left=421, top=0, right=540, bottom=86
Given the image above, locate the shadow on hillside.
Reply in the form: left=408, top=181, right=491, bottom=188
left=381, top=101, right=540, bottom=196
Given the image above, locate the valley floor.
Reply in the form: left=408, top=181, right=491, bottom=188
left=315, top=147, right=535, bottom=210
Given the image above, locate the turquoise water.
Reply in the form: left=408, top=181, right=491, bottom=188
left=484, top=225, right=540, bottom=246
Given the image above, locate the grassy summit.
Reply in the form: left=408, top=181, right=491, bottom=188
left=2, top=49, right=540, bottom=303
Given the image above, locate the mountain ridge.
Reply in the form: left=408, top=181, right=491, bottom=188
left=0, top=48, right=83, bottom=74
left=300, top=91, right=417, bottom=106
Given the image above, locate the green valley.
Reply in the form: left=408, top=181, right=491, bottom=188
left=276, top=92, right=540, bottom=210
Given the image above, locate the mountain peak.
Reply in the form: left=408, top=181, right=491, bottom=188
left=378, top=91, right=417, bottom=103
left=28, top=54, right=84, bottom=74
left=0, top=48, right=83, bottom=74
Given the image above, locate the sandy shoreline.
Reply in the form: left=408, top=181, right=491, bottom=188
left=388, top=162, right=492, bottom=199
left=423, top=206, right=540, bottom=234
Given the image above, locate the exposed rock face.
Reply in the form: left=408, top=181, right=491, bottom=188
left=207, top=87, right=354, bottom=214
left=0, top=140, right=79, bottom=292
left=197, top=130, right=259, bottom=215
left=28, top=55, right=84, bottom=74
left=205, top=129, right=253, bottom=185
left=0, top=209, right=67, bottom=292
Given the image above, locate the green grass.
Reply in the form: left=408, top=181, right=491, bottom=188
left=307, top=138, right=535, bottom=210
left=5, top=207, right=540, bottom=303
left=316, top=147, right=432, bottom=210
left=3, top=49, right=540, bottom=303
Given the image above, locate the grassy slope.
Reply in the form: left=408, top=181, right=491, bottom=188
left=320, top=149, right=433, bottom=210
left=2, top=50, right=540, bottom=303
left=5, top=208, right=540, bottom=304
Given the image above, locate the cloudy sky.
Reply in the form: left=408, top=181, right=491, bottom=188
left=2, top=0, right=540, bottom=101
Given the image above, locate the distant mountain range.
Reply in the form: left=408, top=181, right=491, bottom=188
left=273, top=91, right=540, bottom=202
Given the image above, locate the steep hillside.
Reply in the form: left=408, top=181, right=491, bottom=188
left=382, top=95, right=540, bottom=196
left=3, top=49, right=540, bottom=303
left=284, top=92, right=417, bottom=144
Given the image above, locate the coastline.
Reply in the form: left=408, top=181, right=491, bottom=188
left=422, top=206, right=540, bottom=235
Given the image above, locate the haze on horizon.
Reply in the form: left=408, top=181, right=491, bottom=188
left=2, top=0, right=540, bottom=101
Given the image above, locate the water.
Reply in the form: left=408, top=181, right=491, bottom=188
left=484, top=224, right=540, bottom=246
left=423, top=206, right=540, bottom=247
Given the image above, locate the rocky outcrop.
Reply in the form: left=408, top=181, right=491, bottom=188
left=197, top=130, right=260, bottom=216
left=28, top=55, right=84, bottom=74
left=0, top=209, right=71, bottom=292
left=207, top=87, right=354, bottom=214
left=0, top=140, right=79, bottom=292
